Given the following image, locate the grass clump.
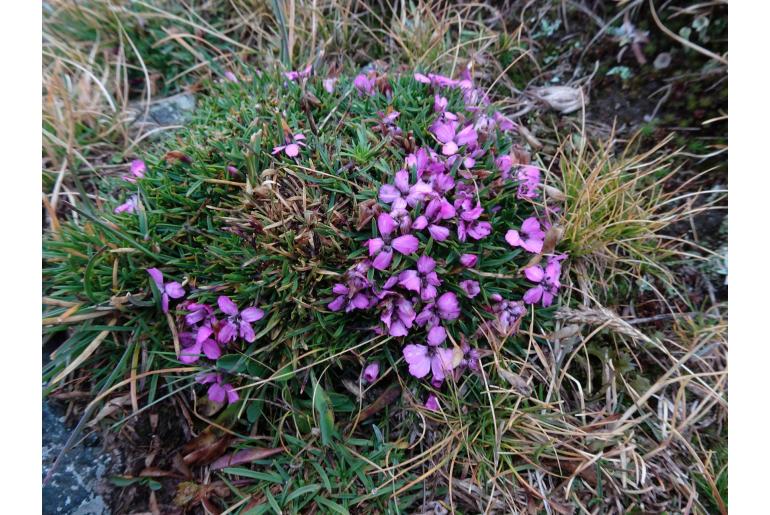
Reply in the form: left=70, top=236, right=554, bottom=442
left=44, top=66, right=574, bottom=512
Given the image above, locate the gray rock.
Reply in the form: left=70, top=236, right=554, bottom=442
left=42, top=402, right=116, bottom=515
left=129, top=93, right=197, bottom=137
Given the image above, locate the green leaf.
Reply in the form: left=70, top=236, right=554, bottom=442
left=311, top=372, right=336, bottom=446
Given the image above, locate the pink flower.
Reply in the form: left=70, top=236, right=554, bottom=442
left=522, top=255, right=566, bottom=307
left=183, top=302, right=213, bottom=326
left=363, top=362, right=380, bottom=383
left=146, top=268, right=185, bottom=313
left=323, top=77, right=338, bottom=93
left=459, top=279, right=480, bottom=298
left=123, top=159, right=146, bottom=182
left=455, top=200, right=492, bottom=242
left=489, top=294, right=526, bottom=333
left=224, top=71, right=238, bottom=82
left=459, top=254, right=478, bottom=267
left=431, top=122, right=478, bottom=156
left=272, top=133, right=306, bottom=158
left=284, top=65, right=312, bottom=81
left=493, top=111, right=516, bottom=132
left=517, top=165, right=541, bottom=200
left=436, top=292, right=461, bottom=320
left=180, top=325, right=222, bottom=363
left=216, top=296, right=265, bottom=343
left=114, top=195, right=139, bottom=214
left=402, top=343, right=455, bottom=382
left=424, top=393, right=440, bottom=411
left=197, top=373, right=239, bottom=404
left=379, top=169, right=432, bottom=207
left=379, top=293, right=416, bottom=337
left=412, top=197, right=455, bottom=242
left=367, top=213, right=420, bottom=270
left=505, top=217, right=546, bottom=254
left=495, top=155, right=513, bottom=179
left=354, top=73, right=375, bottom=95
left=398, top=255, right=442, bottom=301
left=434, top=94, right=448, bottom=113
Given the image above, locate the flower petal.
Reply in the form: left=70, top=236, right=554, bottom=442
left=218, top=296, right=239, bottom=316
left=427, top=325, right=446, bottom=346
left=241, top=307, right=265, bottom=323
left=399, top=269, right=421, bottom=292
left=146, top=268, right=164, bottom=290
left=392, top=235, right=419, bottom=255
left=524, top=266, right=545, bottom=283
left=377, top=213, right=397, bottom=237
left=202, top=339, right=222, bottom=360
left=372, top=249, right=394, bottom=270
left=208, top=383, right=226, bottom=404
left=165, top=282, right=185, bottom=299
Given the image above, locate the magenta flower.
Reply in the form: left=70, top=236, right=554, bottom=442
left=197, top=373, right=239, bottom=405
left=367, top=213, right=420, bottom=270
left=284, top=65, right=312, bottom=81
left=272, top=133, right=306, bottom=158
left=455, top=200, right=492, bottom=242
left=413, top=72, right=458, bottom=88
left=180, top=325, right=222, bottom=363
left=328, top=262, right=375, bottom=312
left=415, top=291, right=460, bottom=333
left=379, top=169, right=432, bottom=207
left=522, top=255, right=566, bottom=307
left=412, top=197, right=455, bottom=242
left=459, top=254, right=478, bottom=268
left=146, top=268, right=185, bottom=313
left=495, top=155, right=513, bottom=179
left=114, top=195, right=138, bottom=214
left=184, top=302, right=214, bottom=326
left=323, top=77, right=338, bottom=93
left=217, top=296, right=265, bottom=343
left=363, top=362, right=380, bottom=383
left=424, top=393, right=440, bottom=411
left=123, top=159, right=146, bottom=182
left=489, top=294, right=526, bottom=333
left=353, top=73, right=375, bottom=95
left=434, top=94, right=448, bottom=113
left=505, top=217, right=546, bottom=254
left=224, top=71, right=238, bottom=82
left=517, top=165, right=541, bottom=200
left=456, top=338, right=481, bottom=375
left=402, top=343, right=456, bottom=384
left=427, top=325, right=447, bottom=346
left=398, top=255, right=442, bottom=301
left=431, top=121, right=477, bottom=156
left=493, top=111, right=516, bottom=132
left=459, top=279, right=480, bottom=298
left=379, top=293, right=416, bottom=337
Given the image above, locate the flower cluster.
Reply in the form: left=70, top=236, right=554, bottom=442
left=178, top=296, right=265, bottom=366
left=326, top=68, right=568, bottom=410
left=113, top=159, right=147, bottom=214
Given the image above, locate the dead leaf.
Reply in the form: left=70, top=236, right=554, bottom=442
left=535, top=86, right=586, bottom=114
left=86, top=394, right=131, bottom=427
left=210, top=447, right=284, bottom=470
left=182, top=428, right=233, bottom=466
left=164, top=150, right=192, bottom=164
left=357, top=383, right=402, bottom=421
left=497, top=367, right=532, bottom=396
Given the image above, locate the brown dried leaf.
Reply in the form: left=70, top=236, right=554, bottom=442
left=182, top=429, right=233, bottom=466
left=210, top=447, right=285, bottom=471
left=163, top=150, right=192, bottom=164
left=357, top=383, right=402, bottom=421
left=497, top=367, right=532, bottom=396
